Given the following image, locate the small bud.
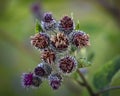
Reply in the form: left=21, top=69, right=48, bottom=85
left=43, top=12, right=53, bottom=23
left=31, top=2, right=43, bottom=21
left=41, top=49, right=56, bottom=64
left=31, top=3, right=40, bottom=14
left=49, top=73, right=62, bottom=90
left=34, top=63, right=52, bottom=78
left=58, top=16, right=74, bottom=34
left=71, top=31, right=90, bottom=48
left=21, top=72, right=33, bottom=88
left=58, top=56, right=77, bottom=74
left=34, top=66, right=46, bottom=77
left=41, top=12, right=57, bottom=31
left=30, top=33, right=50, bottom=49
left=51, top=33, right=69, bottom=51
left=32, top=76, right=42, bottom=87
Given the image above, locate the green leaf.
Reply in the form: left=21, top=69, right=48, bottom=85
left=110, top=70, right=120, bottom=96
left=93, top=56, right=120, bottom=96
left=35, top=19, right=43, bottom=33
left=75, top=20, right=80, bottom=30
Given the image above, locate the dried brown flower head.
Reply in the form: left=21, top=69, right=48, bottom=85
left=41, top=49, right=56, bottom=64
left=72, top=31, right=90, bottom=48
left=31, top=33, right=50, bottom=49
left=51, top=33, right=69, bottom=51
left=58, top=16, right=74, bottom=34
left=58, top=56, right=77, bottom=74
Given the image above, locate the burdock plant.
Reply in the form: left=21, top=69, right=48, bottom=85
left=21, top=3, right=120, bottom=96
left=21, top=10, right=90, bottom=89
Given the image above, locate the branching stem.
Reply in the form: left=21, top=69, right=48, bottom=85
left=96, top=86, right=120, bottom=95
left=76, top=68, right=120, bottom=96
left=76, top=69, right=97, bottom=96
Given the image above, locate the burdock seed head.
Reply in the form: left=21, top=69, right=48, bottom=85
left=71, top=31, right=90, bottom=48
left=41, top=49, right=56, bottom=64
left=58, top=16, right=74, bottom=34
left=58, top=56, right=77, bottom=74
left=30, top=33, right=50, bottom=49
left=51, top=33, right=69, bottom=51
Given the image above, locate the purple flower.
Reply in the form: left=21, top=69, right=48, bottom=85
left=43, top=12, right=53, bottom=23
left=21, top=72, right=42, bottom=88
left=41, top=12, right=57, bottom=31
left=21, top=72, right=33, bottom=87
left=50, top=80, right=61, bottom=90
left=49, top=73, right=62, bottom=90
left=34, top=66, right=46, bottom=77
left=34, top=63, right=52, bottom=78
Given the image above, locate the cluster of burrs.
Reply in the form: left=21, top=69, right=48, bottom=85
left=21, top=12, right=90, bottom=90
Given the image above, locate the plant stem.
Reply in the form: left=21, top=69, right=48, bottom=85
left=76, top=68, right=120, bottom=96
left=76, top=69, right=97, bottom=96
left=96, top=86, right=120, bottom=95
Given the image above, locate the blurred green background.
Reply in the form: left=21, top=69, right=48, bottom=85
left=0, top=0, right=120, bottom=96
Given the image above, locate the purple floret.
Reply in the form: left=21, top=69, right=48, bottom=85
left=22, top=73, right=33, bottom=87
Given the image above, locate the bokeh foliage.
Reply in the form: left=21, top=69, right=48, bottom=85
left=93, top=56, right=120, bottom=96
left=0, top=0, right=120, bottom=96
left=110, top=70, right=120, bottom=96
